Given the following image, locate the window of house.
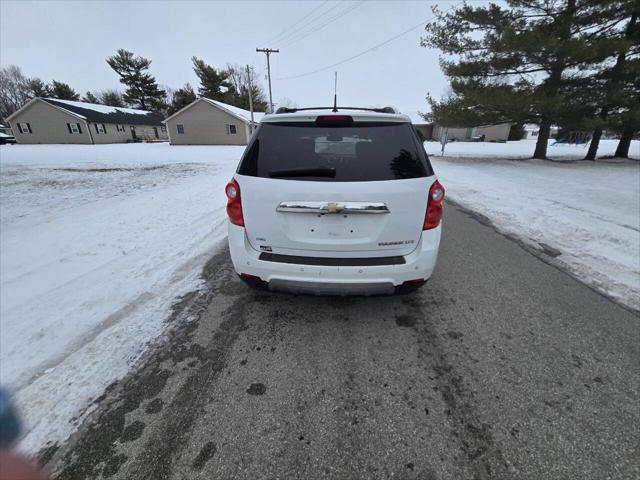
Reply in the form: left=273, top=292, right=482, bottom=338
left=177, top=124, right=185, bottom=134
left=68, top=123, right=81, bottom=134
left=116, top=125, right=125, bottom=132
left=532, top=131, right=538, bottom=137
left=161, top=126, right=166, bottom=133
left=227, top=124, right=237, bottom=135
left=95, top=124, right=106, bottom=134
left=18, top=122, right=32, bottom=134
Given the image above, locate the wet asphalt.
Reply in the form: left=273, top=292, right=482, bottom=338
left=46, top=203, right=639, bottom=480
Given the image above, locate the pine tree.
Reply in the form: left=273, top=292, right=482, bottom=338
left=98, top=90, right=125, bottom=107
left=27, top=78, right=50, bottom=98
left=49, top=80, right=80, bottom=100
left=580, top=7, right=639, bottom=159
left=192, top=57, right=231, bottom=100
left=168, top=83, right=197, bottom=115
left=226, top=65, right=268, bottom=111
left=106, top=49, right=165, bottom=111
left=508, top=123, right=526, bottom=141
left=613, top=57, right=640, bottom=157
left=82, top=91, right=100, bottom=104
left=613, top=10, right=640, bottom=158
left=423, top=0, right=628, bottom=159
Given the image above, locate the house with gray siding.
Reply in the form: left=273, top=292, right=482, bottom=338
left=164, top=98, right=264, bottom=145
left=432, top=123, right=513, bottom=142
left=6, top=98, right=167, bottom=144
left=399, top=110, right=513, bottom=142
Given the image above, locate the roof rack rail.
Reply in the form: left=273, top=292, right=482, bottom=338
left=275, top=106, right=398, bottom=114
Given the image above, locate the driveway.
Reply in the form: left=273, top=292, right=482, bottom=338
left=48, top=203, right=639, bottom=480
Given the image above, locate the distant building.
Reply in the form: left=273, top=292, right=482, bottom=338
left=524, top=124, right=539, bottom=139
left=401, top=111, right=434, bottom=141
left=432, top=123, right=513, bottom=143
left=6, top=98, right=167, bottom=144
left=164, top=98, right=264, bottom=145
left=0, top=123, right=13, bottom=135
left=399, top=111, right=512, bottom=143
left=524, top=124, right=559, bottom=140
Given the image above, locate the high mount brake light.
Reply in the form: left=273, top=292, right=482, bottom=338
left=225, top=179, right=244, bottom=226
left=315, top=115, right=353, bottom=126
left=423, top=180, right=445, bottom=230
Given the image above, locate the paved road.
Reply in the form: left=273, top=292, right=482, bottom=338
left=48, top=203, right=639, bottom=480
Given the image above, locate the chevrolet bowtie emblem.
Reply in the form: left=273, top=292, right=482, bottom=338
left=321, top=202, right=345, bottom=214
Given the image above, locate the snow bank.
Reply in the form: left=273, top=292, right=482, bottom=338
left=0, top=143, right=243, bottom=452
left=431, top=153, right=640, bottom=310
left=425, top=139, right=639, bottom=160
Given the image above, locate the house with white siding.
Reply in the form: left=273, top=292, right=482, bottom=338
left=6, top=98, right=167, bottom=144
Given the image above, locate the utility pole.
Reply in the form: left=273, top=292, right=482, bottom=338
left=246, top=64, right=255, bottom=133
left=256, top=48, right=279, bottom=113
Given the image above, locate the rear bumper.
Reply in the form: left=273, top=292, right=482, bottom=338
left=228, top=222, right=441, bottom=295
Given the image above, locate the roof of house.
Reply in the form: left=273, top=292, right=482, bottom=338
left=163, top=97, right=265, bottom=124
left=202, top=98, right=266, bottom=123
left=29, top=98, right=164, bottom=126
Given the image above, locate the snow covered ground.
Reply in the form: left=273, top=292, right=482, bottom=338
left=0, top=143, right=242, bottom=453
left=427, top=140, right=640, bottom=311
left=1, top=139, right=638, bottom=455
left=424, top=138, right=639, bottom=160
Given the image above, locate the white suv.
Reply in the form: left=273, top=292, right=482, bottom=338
left=225, top=107, right=444, bottom=295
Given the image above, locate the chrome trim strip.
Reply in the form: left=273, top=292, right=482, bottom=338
left=276, top=201, right=390, bottom=214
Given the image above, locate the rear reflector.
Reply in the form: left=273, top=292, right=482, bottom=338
left=316, top=115, right=353, bottom=126
left=423, top=180, right=445, bottom=230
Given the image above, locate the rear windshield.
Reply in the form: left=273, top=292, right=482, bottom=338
left=237, top=122, right=433, bottom=181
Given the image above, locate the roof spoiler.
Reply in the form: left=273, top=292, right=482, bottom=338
left=275, top=106, right=398, bottom=115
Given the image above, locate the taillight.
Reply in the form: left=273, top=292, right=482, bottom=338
left=225, top=179, right=244, bottom=226
left=423, top=180, right=445, bottom=230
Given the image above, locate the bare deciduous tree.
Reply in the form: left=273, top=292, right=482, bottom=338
left=0, top=65, right=32, bottom=121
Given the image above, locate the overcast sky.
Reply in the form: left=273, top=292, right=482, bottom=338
left=0, top=0, right=468, bottom=113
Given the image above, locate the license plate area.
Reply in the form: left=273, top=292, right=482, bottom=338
left=280, top=212, right=384, bottom=243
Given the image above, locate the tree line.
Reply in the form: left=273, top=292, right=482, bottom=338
left=0, top=49, right=268, bottom=122
left=422, top=0, right=638, bottom=159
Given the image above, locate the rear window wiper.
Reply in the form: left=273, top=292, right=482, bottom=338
left=268, top=167, right=336, bottom=178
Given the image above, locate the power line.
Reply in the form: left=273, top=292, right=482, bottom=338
left=279, top=1, right=365, bottom=49
left=277, top=19, right=429, bottom=80
left=276, top=6, right=459, bottom=81
left=272, top=2, right=344, bottom=48
left=261, top=0, right=330, bottom=47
